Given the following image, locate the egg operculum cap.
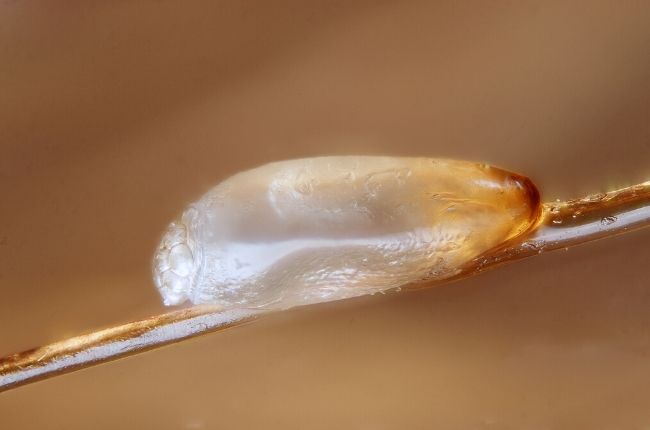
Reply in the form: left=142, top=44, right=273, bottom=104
left=153, top=208, right=201, bottom=306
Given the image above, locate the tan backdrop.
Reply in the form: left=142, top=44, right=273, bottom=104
left=1, top=1, right=650, bottom=428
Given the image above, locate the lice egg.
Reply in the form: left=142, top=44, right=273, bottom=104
left=153, top=156, right=541, bottom=309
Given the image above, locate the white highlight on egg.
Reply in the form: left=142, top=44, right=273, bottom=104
left=153, top=156, right=539, bottom=310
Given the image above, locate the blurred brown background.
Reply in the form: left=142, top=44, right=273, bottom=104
left=1, top=1, right=650, bottom=428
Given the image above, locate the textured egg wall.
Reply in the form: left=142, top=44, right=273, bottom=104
left=1, top=1, right=650, bottom=428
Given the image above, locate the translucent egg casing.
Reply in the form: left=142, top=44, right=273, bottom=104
left=153, top=157, right=540, bottom=308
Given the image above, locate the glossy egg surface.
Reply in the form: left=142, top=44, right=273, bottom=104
left=153, top=157, right=539, bottom=308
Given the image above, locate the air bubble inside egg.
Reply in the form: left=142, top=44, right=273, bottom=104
left=153, top=157, right=540, bottom=309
